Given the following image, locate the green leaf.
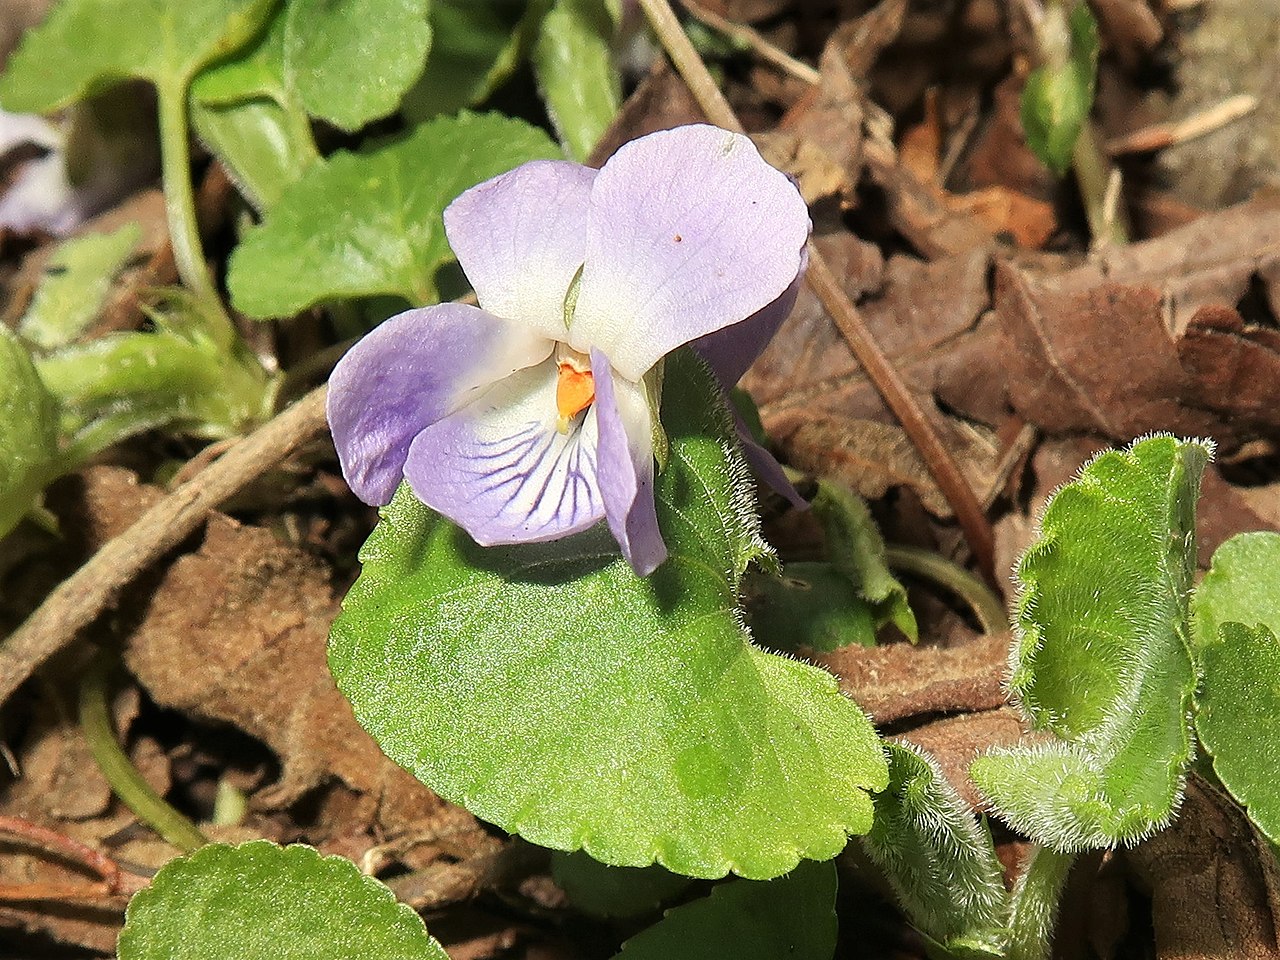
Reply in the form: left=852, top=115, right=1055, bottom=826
left=191, top=7, right=318, bottom=211
left=17, top=223, right=141, bottom=351
left=1191, top=531, right=1280, bottom=651
left=329, top=352, right=887, bottom=880
left=0, top=0, right=276, bottom=112
left=117, top=841, right=449, bottom=960
left=812, top=479, right=917, bottom=642
left=743, top=562, right=878, bottom=653
left=1020, top=2, right=1100, bottom=175
left=615, top=859, right=837, bottom=960
left=971, top=436, right=1210, bottom=851
left=0, top=328, right=61, bottom=539
left=228, top=111, right=560, bottom=317
left=192, top=95, right=317, bottom=211
left=401, top=0, right=545, bottom=122
left=551, top=851, right=693, bottom=918
left=1194, top=622, right=1280, bottom=845
left=533, top=0, right=621, bottom=161
left=861, top=742, right=1009, bottom=959
left=283, top=0, right=431, bottom=131
left=36, top=291, right=274, bottom=455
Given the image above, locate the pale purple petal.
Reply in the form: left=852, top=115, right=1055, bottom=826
left=444, top=160, right=597, bottom=340
left=327, top=304, right=553, bottom=506
left=403, top=360, right=605, bottom=544
left=733, top=411, right=808, bottom=510
left=692, top=266, right=805, bottom=387
left=591, top=349, right=667, bottom=576
left=570, top=124, right=811, bottom=381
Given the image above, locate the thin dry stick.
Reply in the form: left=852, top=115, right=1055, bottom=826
left=637, top=0, right=996, bottom=579
left=1105, top=94, right=1258, bottom=156
left=0, top=387, right=329, bottom=708
left=0, top=814, right=147, bottom=899
left=682, top=0, right=821, bottom=85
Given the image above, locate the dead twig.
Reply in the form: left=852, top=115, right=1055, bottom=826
left=0, top=814, right=147, bottom=901
left=680, top=0, right=821, bottom=85
left=1105, top=94, right=1259, bottom=156
left=0, top=386, right=329, bottom=708
left=637, top=0, right=997, bottom=581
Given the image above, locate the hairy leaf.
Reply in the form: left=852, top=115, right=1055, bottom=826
left=228, top=111, right=559, bottom=317
left=1020, top=2, right=1099, bottom=175
left=0, top=328, right=61, bottom=539
left=862, top=741, right=1008, bottom=958
left=971, top=436, right=1210, bottom=850
left=0, top=0, right=275, bottom=111
left=615, top=860, right=837, bottom=960
left=36, top=292, right=273, bottom=451
left=17, top=223, right=140, bottom=350
left=1196, top=623, right=1280, bottom=844
left=330, top=353, right=888, bottom=880
left=551, top=851, right=692, bottom=918
left=533, top=0, right=621, bottom=161
left=283, top=0, right=431, bottom=131
left=117, top=841, right=448, bottom=960
left=812, top=479, right=917, bottom=641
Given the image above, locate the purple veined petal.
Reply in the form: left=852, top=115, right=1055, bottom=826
left=692, top=263, right=805, bottom=387
left=444, top=160, right=597, bottom=341
left=590, top=349, right=667, bottom=576
left=327, top=303, right=553, bottom=506
left=404, top=358, right=606, bottom=545
left=570, top=124, right=811, bottom=382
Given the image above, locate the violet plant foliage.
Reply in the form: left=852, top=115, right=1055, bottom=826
left=326, top=123, right=808, bottom=575
left=327, top=125, right=888, bottom=880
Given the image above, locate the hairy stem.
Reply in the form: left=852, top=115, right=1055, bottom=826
left=885, top=545, right=1007, bottom=634
left=1007, top=846, right=1077, bottom=960
left=79, top=653, right=208, bottom=853
left=637, top=0, right=996, bottom=579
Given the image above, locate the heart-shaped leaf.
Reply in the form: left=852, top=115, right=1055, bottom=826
left=283, top=0, right=431, bottom=131
left=971, top=436, right=1210, bottom=850
left=1195, top=622, right=1280, bottom=845
left=227, top=111, right=560, bottom=316
left=118, top=841, right=448, bottom=960
left=329, top=353, right=887, bottom=880
left=1191, top=531, right=1280, bottom=651
left=0, top=0, right=275, bottom=111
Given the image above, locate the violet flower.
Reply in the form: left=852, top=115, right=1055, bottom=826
left=327, top=124, right=809, bottom=576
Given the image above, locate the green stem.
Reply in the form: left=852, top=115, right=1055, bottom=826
left=1007, top=846, right=1076, bottom=960
left=78, top=653, right=208, bottom=853
left=157, top=83, right=235, bottom=350
left=885, top=545, right=1007, bottom=634
left=1071, top=120, right=1129, bottom=247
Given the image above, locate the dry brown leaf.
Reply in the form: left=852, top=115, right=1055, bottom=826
left=785, top=417, right=998, bottom=519
left=1123, top=778, right=1280, bottom=960
left=811, top=630, right=1009, bottom=724
left=899, top=87, right=1057, bottom=249
left=996, top=194, right=1280, bottom=450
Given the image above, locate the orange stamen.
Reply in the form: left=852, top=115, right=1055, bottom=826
left=556, top=362, right=595, bottom=428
